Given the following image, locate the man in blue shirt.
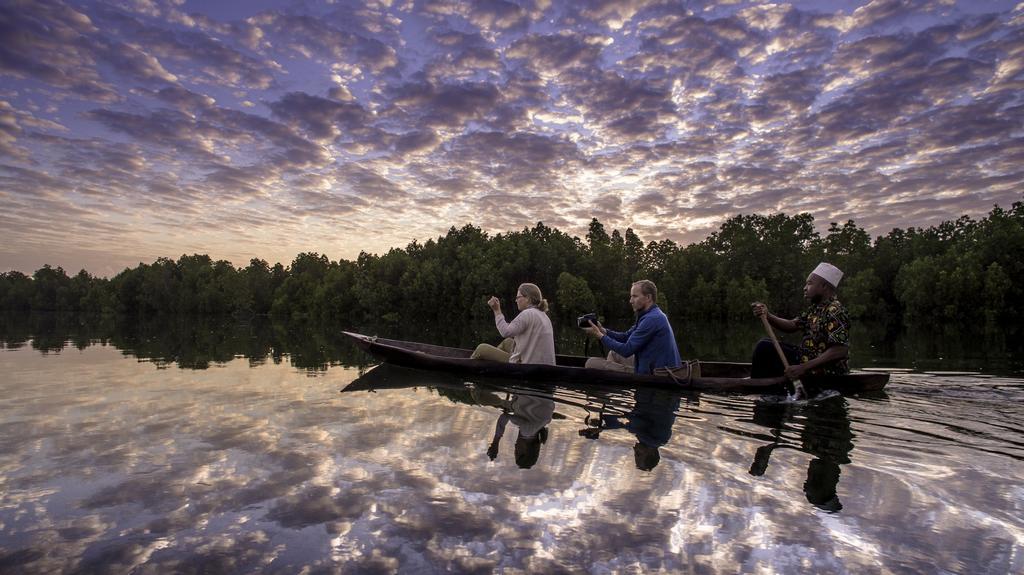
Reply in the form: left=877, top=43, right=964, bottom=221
left=583, top=280, right=682, bottom=375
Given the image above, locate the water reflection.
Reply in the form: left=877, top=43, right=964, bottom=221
left=347, top=365, right=562, bottom=469
left=480, top=389, right=555, bottom=468
left=0, top=312, right=373, bottom=371
left=2, top=340, right=1023, bottom=573
left=5, top=311, right=1023, bottom=376
left=746, top=396, right=856, bottom=513
left=577, top=388, right=681, bottom=471
left=347, top=364, right=686, bottom=474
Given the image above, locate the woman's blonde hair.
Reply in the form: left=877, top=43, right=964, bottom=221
left=518, top=283, right=549, bottom=313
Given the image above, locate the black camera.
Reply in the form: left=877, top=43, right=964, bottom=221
left=577, top=313, right=598, bottom=328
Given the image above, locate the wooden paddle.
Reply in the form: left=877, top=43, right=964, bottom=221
left=759, top=314, right=807, bottom=400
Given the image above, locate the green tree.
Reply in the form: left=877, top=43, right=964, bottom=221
left=30, top=265, right=72, bottom=311
left=0, top=271, right=33, bottom=311
left=272, top=252, right=331, bottom=318
left=555, top=271, right=596, bottom=320
left=242, top=258, right=278, bottom=314
left=319, top=260, right=359, bottom=321
left=724, top=276, right=770, bottom=319
left=841, top=268, right=885, bottom=319
left=642, top=239, right=679, bottom=283
left=820, top=220, right=872, bottom=275
left=982, top=262, right=1011, bottom=331
left=623, top=228, right=644, bottom=282
left=3, top=199, right=1021, bottom=337
left=704, top=213, right=819, bottom=315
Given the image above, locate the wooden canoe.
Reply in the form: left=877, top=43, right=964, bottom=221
left=341, top=331, right=889, bottom=395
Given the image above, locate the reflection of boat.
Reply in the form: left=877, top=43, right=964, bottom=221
left=343, top=363, right=621, bottom=425
left=343, top=361, right=471, bottom=393
left=341, top=332, right=889, bottom=395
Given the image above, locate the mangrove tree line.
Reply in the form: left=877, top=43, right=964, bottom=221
left=2, top=203, right=1021, bottom=333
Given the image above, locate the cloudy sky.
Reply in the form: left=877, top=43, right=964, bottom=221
left=1, top=0, right=1022, bottom=276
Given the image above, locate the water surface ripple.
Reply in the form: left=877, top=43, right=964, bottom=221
left=1, top=343, right=1022, bottom=574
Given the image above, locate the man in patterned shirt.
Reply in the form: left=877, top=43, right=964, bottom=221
left=749, top=263, right=850, bottom=380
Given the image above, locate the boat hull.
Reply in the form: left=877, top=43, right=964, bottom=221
left=342, top=331, right=889, bottom=395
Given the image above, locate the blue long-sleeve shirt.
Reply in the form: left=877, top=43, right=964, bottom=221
left=601, top=305, right=681, bottom=375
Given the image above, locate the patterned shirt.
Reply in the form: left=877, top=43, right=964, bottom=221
left=795, top=297, right=850, bottom=375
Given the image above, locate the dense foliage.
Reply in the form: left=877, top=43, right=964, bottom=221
left=2, top=203, right=1021, bottom=333
left=0, top=312, right=373, bottom=372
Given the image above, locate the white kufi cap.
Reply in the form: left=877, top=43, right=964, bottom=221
left=812, top=262, right=843, bottom=288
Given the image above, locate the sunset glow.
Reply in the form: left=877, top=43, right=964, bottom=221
left=1, top=0, right=1022, bottom=276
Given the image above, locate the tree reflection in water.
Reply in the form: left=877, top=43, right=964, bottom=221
left=0, top=312, right=376, bottom=371
left=3, top=313, right=1022, bottom=573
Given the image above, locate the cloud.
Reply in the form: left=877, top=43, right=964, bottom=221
left=97, top=6, right=277, bottom=89
left=562, top=70, right=676, bottom=138
left=269, top=92, right=372, bottom=143
left=0, top=101, right=30, bottom=160
left=101, top=41, right=178, bottom=83
left=424, top=0, right=533, bottom=33
left=393, top=129, right=441, bottom=154
left=384, top=80, right=505, bottom=130
left=848, top=0, right=957, bottom=33
left=448, top=130, right=582, bottom=188
left=288, top=187, right=367, bottom=217
left=0, top=161, right=136, bottom=266
left=199, top=162, right=276, bottom=201
left=248, top=11, right=399, bottom=74
left=0, top=0, right=119, bottom=102
left=151, top=85, right=217, bottom=114
left=2, top=0, right=1024, bottom=274
left=202, top=106, right=330, bottom=168
left=423, top=30, right=505, bottom=82
left=335, top=164, right=409, bottom=203
left=829, top=31, right=939, bottom=81
left=506, top=32, right=606, bottom=74
left=84, top=108, right=221, bottom=158
left=749, top=67, right=823, bottom=121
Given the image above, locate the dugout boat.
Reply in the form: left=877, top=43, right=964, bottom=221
left=341, top=331, right=889, bottom=395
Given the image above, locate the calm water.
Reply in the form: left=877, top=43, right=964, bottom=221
left=1, top=316, right=1022, bottom=574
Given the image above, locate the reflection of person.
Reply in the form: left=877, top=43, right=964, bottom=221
left=471, top=283, right=555, bottom=365
left=578, top=388, right=681, bottom=471
left=582, top=280, right=681, bottom=375
left=748, top=396, right=854, bottom=512
left=750, top=262, right=850, bottom=380
left=487, top=392, right=556, bottom=469
left=800, top=399, right=853, bottom=512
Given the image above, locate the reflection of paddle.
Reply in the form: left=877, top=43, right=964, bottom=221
left=748, top=400, right=795, bottom=476
left=749, top=444, right=776, bottom=476
left=578, top=405, right=607, bottom=439
left=759, top=315, right=807, bottom=400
